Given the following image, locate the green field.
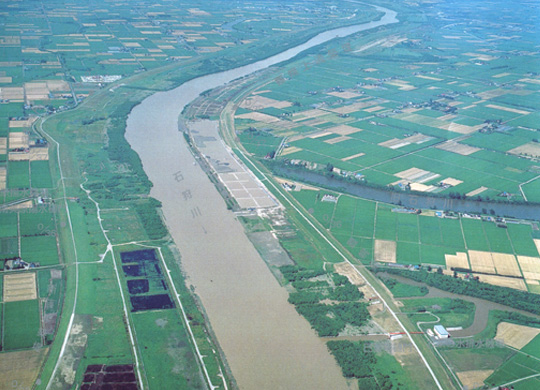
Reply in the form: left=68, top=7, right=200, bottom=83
left=3, top=299, right=41, bottom=350
left=21, top=235, right=60, bottom=265
left=291, top=189, right=540, bottom=270
left=30, top=161, right=53, bottom=188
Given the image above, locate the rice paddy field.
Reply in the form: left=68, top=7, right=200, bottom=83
left=235, top=0, right=540, bottom=204
left=291, top=188, right=540, bottom=293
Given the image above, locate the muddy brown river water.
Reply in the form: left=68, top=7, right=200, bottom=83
left=125, top=5, right=397, bottom=389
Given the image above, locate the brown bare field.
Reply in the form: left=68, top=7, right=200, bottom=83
left=9, top=147, right=49, bottom=161
left=325, top=124, right=361, bottom=136
left=9, top=132, right=29, bottom=149
left=0, top=137, right=6, bottom=153
left=468, top=250, right=496, bottom=274
left=440, top=177, right=463, bottom=186
left=486, top=104, right=530, bottom=115
left=374, top=240, right=396, bottom=263
left=292, top=109, right=328, bottom=121
left=364, top=105, right=386, bottom=113
left=456, top=370, right=493, bottom=390
left=0, top=348, right=48, bottom=388
left=493, top=72, right=511, bottom=78
left=415, top=75, right=443, bottom=81
left=509, top=142, right=540, bottom=158
left=477, top=89, right=510, bottom=100
left=0, top=87, right=24, bottom=100
left=235, top=112, right=279, bottom=123
left=9, top=116, right=37, bottom=128
left=4, top=273, right=37, bottom=302
left=4, top=200, right=34, bottom=210
left=240, top=95, right=292, bottom=110
left=445, top=252, right=469, bottom=269
left=517, top=256, right=540, bottom=280
left=342, top=152, right=365, bottom=161
left=385, top=80, right=415, bottom=91
left=438, top=122, right=482, bottom=135
left=410, top=183, right=436, bottom=192
left=379, top=138, right=411, bottom=149
left=436, top=141, right=480, bottom=156
left=327, top=91, right=361, bottom=99
left=395, top=167, right=429, bottom=180
left=464, top=52, right=497, bottom=61
left=0, top=166, right=6, bottom=190
left=327, top=99, right=384, bottom=115
left=466, top=187, right=488, bottom=197
left=474, top=274, right=527, bottom=291
left=492, top=253, right=522, bottom=277
left=308, top=131, right=332, bottom=139
left=495, top=322, right=540, bottom=349
left=325, top=135, right=351, bottom=144
left=334, top=262, right=365, bottom=286
left=438, top=114, right=457, bottom=121
left=280, top=146, right=302, bottom=156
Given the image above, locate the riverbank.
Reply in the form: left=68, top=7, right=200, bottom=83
left=125, top=5, right=399, bottom=389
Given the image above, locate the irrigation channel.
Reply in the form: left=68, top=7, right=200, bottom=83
left=126, top=5, right=401, bottom=390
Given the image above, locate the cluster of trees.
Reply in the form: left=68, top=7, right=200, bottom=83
left=327, top=341, right=397, bottom=390
left=384, top=269, right=540, bottom=315
left=280, top=265, right=370, bottom=336
left=134, top=199, right=168, bottom=240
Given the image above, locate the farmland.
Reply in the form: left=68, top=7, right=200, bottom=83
left=289, top=187, right=540, bottom=293
left=233, top=0, right=540, bottom=205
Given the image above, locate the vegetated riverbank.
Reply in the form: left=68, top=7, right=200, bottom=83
left=125, top=6, right=399, bottom=389
left=267, top=162, right=540, bottom=221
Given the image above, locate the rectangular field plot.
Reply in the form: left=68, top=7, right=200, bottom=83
left=21, top=235, right=59, bottom=266
left=419, top=215, right=443, bottom=246
left=374, top=239, right=396, bottom=263
left=351, top=198, right=376, bottom=238
left=374, top=207, right=397, bottom=241
left=461, top=219, right=490, bottom=251
left=420, top=245, right=453, bottom=266
left=19, top=212, right=55, bottom=236
left=468, top=250, right=496, bottom=274
left=30, top=161, right=53, bottom=188
left=483, top=223, right=513, bottom=254
left=7, top=160, right=29, bottom=189
left=396, top=213, right=419, bottom=243
left=3, top=273, right=37, bottom=302
left=397, top=241, right=420, bottom=264
left=0, top=213, right=17, bottom=237
left=491, top=253, right=521, bottom=277
left=120, top=249, right=175, bottom=313
left=507, top=224, right=539, bottom=257
left=3, top=299, right=41, bottom=350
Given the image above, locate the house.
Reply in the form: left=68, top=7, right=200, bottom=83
left=434, top=325, right=449, bottom=339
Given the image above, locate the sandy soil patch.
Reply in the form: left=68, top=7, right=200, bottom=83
left=9, top=132, right=29, bottom=149
left=325, top=135, right=351, bottom=144
left=0, top=87, right=24, bottom=100
left=495, top=322, right=540, bottom=349
left=326, top=124, right=361, bottom=136
left=517, top=255, right=540, bottom=280
left=456, top=370, right=493, bottom=390
left=492, top=253, right=521, bottom=277
left=493, top=72, right=511, bottom=78
left=466, top=187, right=488, bottom=197
left=468, top=250, right=496, bottom=274
left=342, top=152, right=365, bottom=161
left=436, top=141, right=480, bottom=156
left=4, top=273, right=37, bottom=302
left=334, top=262, right=365, bottom=286
left=240, top=95, right=292, bottom=110
left=0, top=137, right=6, bottom=153
left=379, top=138, right=410, bottom=149
left=395, top=167, right=439, bottom=184
left=440, top=177, right=463, bottom=186
left=327, top=91, right=361, bottom=99
left=375, top=240, right=396, bottom=263
left=9, top=116, right=37, bottom=128
left=4, top=200, right=34, bottom=210
left=188, top=8, right=211, bottom=16
left=385, top=80, right=415, bottom=91
left=486, top=104, right=530, bottom=115
left=0, top=348, right=48, bottom=389
left=235, top=112, right=280, bottom=123
left=509, top=142, right=540, bottom=158
left=445, top=252, right=469, bottom=269
left=475, top=274, right=527, bottom=291
left=477, top=89, right=509, bottom=100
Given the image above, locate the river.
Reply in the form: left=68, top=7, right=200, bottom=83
left=125, top=5, right=397, bottom=390
left=273, top=167, right=540, bottom=221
